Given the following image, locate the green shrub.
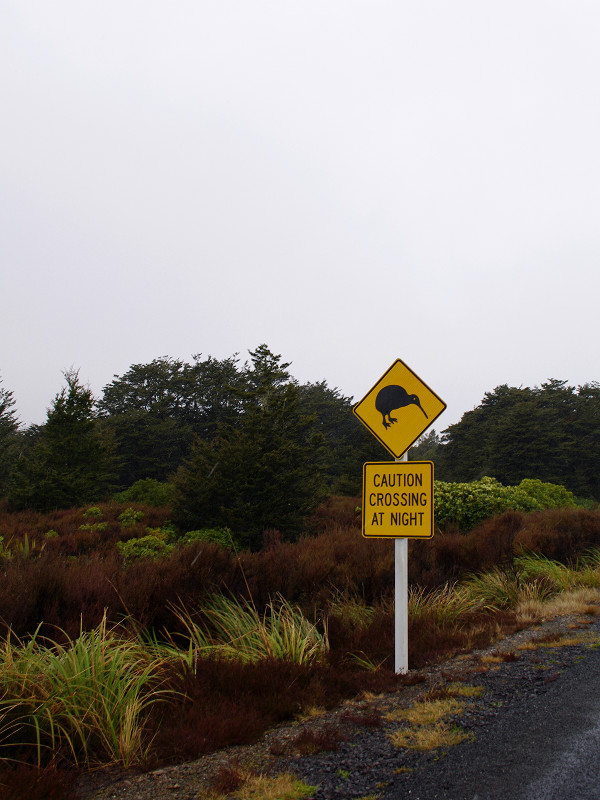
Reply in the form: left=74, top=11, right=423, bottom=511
left=146, top=521, right=177, bottom=541
left=117, top=535, right=174, bottom=563
left=80, top=506, right=107, bottom=532
left=118, top=508, right=144, bottom=528
left=113, top=479, right=176, bottom=507
left=178, top=528, right=235, bottom=548
left=434, top=477, right=542, bottom=531
left=79, top=521, right=108, bottom=532
left=434, top=477, right=581, bottom=532
left=517, top=478, right=576, bottom=509
left=82, top=506, right=103, bottom=519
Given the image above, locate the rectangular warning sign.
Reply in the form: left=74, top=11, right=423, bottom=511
left=362, top=461, right=434, bottom=539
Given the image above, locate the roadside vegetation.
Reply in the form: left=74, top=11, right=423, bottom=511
left=0, top=495, right=600, bottom=797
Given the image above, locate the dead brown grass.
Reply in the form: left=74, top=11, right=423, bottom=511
left=389, top=723, right=473, bottom=750
left=516, top=588, right=600, bottom=626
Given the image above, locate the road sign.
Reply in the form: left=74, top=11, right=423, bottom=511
left=353, top=359, right=446, bottom=458
left=362, top=461, right=434, bottom=538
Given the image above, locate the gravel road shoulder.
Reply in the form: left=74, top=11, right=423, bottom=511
left=77, top=612, right=600, bottom=800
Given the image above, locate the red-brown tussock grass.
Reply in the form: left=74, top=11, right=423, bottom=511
left=152, top=656, right=403, bottom=764
left=341, top=710, right=383, bottom=728
left=408, top=512, right=523, bottom=589
left=0, top=553, right=121, bottom=639
left=407, top=610, right=518, bottom=670
left=242, top=525, right=394, bottom=608
left=0, top=763, right=76, bottom=800
left=290, top=724, right=347, bottom=754
left=0, top=539, right=242, bottom=639
left=514, top=508, right=600, bottom=563
left=308, top=495, right=362, bottom=533
left=208, top=763, right=244, bottom=794
left=0, top=503, right=174, bottom=558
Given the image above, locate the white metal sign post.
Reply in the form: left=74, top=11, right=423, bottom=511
left=354, top=360, right=445, bottom=674
left=395, top=454, right=409, bottom=674
left=395, top=538, right=409, bottom=673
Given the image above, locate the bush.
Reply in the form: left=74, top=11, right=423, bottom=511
left=434, top=477, right=578, bottom=532
left=517, top=478, right=576, bottom=509
left=113, top=479, right=176, bottom=507
left=117, top=535, right=174, bottom=563
left=118, top=508, right=144, bottom=528
left=177, top=528, right=235, bottom=548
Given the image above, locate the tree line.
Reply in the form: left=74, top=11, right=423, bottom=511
left=1, top=352, right=599, bottom=546
left=412, top=379, right=600, bottom=501
left=0, top=346, right=385, bottom=543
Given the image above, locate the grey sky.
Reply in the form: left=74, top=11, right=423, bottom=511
left=2, top=1, right=599, bottom=433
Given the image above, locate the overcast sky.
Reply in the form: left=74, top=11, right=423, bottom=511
left=2, top=1, right=599, bottom=434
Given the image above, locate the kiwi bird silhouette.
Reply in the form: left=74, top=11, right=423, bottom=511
left=375, top=385, right=428, bottom=429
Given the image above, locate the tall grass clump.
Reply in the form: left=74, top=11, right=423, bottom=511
left=0, top=614, right=175, bottom=767
left=460, top=549, right=600, bottom=613
left=168, top=594, right=329, bottom=665
left=408, top=584, right=483, bottom=625
left=514, top=552, right=577, bottom=592
left=459, top=566, right=523, bottom=610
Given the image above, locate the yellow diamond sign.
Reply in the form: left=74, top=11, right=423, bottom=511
left=353, top=359, right=446, bottom=458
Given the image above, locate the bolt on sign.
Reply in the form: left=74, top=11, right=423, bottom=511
left=353, top=359, right=447, bottom=458
left=362, top=461, right=434, bottom=538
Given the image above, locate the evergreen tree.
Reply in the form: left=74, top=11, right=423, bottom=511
left=8, top=370, right=117, bottom=511
left=571, top=381, right=600, bottom=498
left=173, top=346, right=328, bottom=545
left=0, top=376, right=19, bottom=496
left=296, top=381, right=387, bottom=495
left=409, top=429, right=441, bottom=463
left=98, top=354, right=245, bottom=486
left=438, top=380, right=600, bottom=498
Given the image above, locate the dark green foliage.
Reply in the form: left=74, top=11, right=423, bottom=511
left=297, top=381, right=387, bottom=495
left=8, top=371, right=118, bottom=512
left=173, top=346, right=329, bottom=545
left=438, top=380, right=600, bottom=499
left=409, top=429, right=442, bottom=462
left=7, top=351, right=600, bottom=536
left=0, top=376, right=19, bottom=497
left=99, top=410, right=192, bottom=486
left=98, top=355, right=245, bottom=484
left=98, top=346, right=387, bottom=503
left=98, top=354, right=244, bottom=431
left=178, top=527, right=234, bottom=548
left=113, top=478, right=176, bottom=507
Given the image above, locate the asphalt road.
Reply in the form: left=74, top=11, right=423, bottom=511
left=386, top=628, right=600, bottom=800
